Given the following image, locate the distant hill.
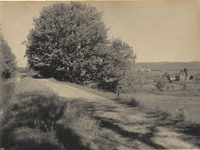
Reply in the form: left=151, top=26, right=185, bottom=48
left=135, top=61, right=200, bottom=71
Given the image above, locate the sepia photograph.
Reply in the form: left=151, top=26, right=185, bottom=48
left=0, top=0, right=200, bottom=149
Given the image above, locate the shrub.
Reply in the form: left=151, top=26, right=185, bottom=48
left=115, top=94, right=142, bottom=107
left=155, top=80, right=166, bottom=91
left=162, top=72, right=170, bottom=81
left=174, top=105, right=187, bottom=123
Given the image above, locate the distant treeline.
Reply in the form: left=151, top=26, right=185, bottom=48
left=135, top=62, right=200, bottom=71
left=0, top=30, right=17, bottom=78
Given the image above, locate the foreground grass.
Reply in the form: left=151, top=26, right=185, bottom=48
left=0, top=77, right=117, bottom=150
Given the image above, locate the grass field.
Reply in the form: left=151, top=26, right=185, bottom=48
left=129, top=68, right=200, bottom=97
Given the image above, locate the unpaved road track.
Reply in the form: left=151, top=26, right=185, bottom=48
left=38, top=78, right=199, bottom=149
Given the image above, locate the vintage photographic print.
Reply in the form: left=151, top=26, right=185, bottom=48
left=0, top=1, right=200, bottom=149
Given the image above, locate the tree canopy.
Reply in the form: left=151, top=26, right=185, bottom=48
left=96, top=38, right=136, bottom=91
left=0, top=31, right=17, bottom=78
left=24, top=2, right=137, bottom=92
left=25, top=2, right=109, bottom=81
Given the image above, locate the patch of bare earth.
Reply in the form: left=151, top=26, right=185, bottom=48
left=37, top=78, right=199, bottom=149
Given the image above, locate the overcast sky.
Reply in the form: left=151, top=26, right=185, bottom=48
left=1, top=0, right=200, bottom=67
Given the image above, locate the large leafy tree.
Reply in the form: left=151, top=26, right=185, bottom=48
left=0, top=31, right=17, bottom=78
left=96, top=38, right=137, bottom=92
left=24, top=2, right=109, bottom=81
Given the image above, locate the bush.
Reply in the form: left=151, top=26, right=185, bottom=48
left=155, top=80, right=166, bottom=91
left=114, top=94, right=142, bottom=107
left=162, top=72, right=170, bottom=81
left=174, top=105, right=187, bottom=123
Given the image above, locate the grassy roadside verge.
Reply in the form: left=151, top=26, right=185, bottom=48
left=48, top=78, right=200, bottom=145
left=0, top=77, right=118, bottom=150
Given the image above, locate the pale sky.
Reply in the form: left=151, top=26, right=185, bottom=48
left=1, top=0, right=200, bottom=67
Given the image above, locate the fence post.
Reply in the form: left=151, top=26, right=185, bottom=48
left=117, top=90, right=119, bottom=97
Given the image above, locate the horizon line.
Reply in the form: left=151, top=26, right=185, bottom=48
left=136, top=61, right=200, bottom=63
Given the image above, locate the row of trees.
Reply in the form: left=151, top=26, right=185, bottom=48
left=23, top=2, right=137, bottom=92
left=0, top=30, right=17, bottom=78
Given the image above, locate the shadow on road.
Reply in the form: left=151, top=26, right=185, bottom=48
left=69, top=99, right=167, bottom=149
left=174, top=123, right=200, bottom=148
left=97, top=116, right=166, bottom=149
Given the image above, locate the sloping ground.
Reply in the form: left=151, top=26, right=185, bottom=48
left=37, top=78, right=199, bottom=149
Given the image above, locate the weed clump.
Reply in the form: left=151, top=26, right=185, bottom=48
left=172, top=105, right=187, bottom=123
left=114, top=94, right=142, bottom=108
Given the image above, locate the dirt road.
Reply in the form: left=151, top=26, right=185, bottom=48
left=38, top=78, right=199, bottom=149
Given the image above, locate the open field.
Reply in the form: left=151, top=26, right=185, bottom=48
left=131, top=61, right=200, bottom=98
left=135, top=61, right=200, bottom=85
left=144, top=70, right=200, bottom=79
left=139, top=80, right=200, bottom=97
